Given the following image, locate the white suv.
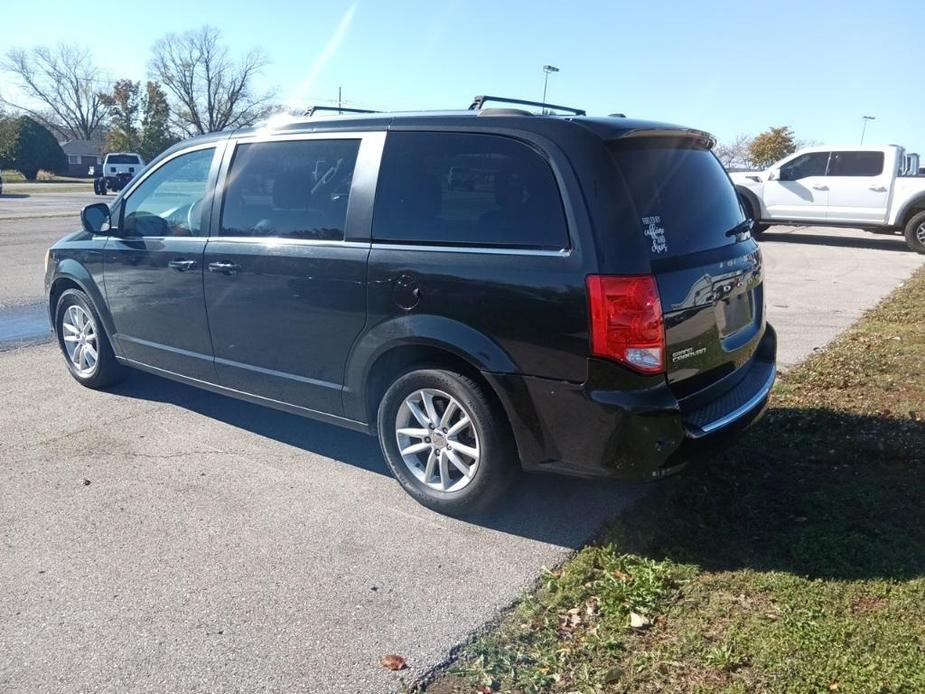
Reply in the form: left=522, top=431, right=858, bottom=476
left=730, top=145, right=925, bottom=253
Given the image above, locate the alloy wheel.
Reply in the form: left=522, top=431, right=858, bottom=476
left=395, top=388, right=481, bottom=492
left=61, top=304, right=99, bottom=377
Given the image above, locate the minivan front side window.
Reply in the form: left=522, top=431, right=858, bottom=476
left=122, top=148, right=215, bottom=237
left=220, top=139, right=360, bottom=241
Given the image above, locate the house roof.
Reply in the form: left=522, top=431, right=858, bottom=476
left=59, top=140, right=103, bottom=157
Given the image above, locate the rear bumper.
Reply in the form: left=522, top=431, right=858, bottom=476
left=485, top=325, right=777, bottom=480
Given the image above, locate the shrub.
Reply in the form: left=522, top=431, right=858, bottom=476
left=0, top=117, right=68, bottom=180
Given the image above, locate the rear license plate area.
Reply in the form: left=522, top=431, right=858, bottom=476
left=719, top=292, right=753, bottom=336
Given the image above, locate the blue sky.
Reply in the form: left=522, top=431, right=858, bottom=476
left=1, top=0, right=922, bottom=153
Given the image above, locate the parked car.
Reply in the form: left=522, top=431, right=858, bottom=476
left=730, top=145, right=925, bottom=253
left=94, top=152, right=145, bottom=195
left=45, top=97, right=776, bottom=515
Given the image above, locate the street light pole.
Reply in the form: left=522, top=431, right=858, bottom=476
left=860, top=115, right=876, bottom=144
left=542, top=65, right=559, bottom=114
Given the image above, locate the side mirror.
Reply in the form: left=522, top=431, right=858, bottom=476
left=767, top=169, right=781, bottom=181
left=81, top=203, right=111, bottom=234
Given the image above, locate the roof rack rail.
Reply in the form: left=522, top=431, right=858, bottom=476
left=468, top=95, right=586, bottom=116
left=303, top=105, right=379, bottom=117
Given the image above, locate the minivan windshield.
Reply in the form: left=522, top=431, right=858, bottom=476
left=609, top=140, right=744, bottom=258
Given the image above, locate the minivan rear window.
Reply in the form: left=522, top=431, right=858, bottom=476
left=609, top=141, right=744, bottom=258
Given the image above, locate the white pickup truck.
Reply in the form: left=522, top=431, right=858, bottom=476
left=730, top=145, right=925, bottom=253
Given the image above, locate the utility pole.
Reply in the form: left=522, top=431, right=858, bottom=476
left=860, top=115, right=875, bottom=144
left=542, top=65, right=559, bottom=114
left=338, top=86, right=342, bottom=114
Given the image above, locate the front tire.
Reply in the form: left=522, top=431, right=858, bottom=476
left=377, top=368, right=515, bottom=516
left=55, top=289, right=126, bottom=389
left=903, top=211, right=925, bottom=254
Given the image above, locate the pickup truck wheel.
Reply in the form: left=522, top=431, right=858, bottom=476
left=738, top=194, right=767, bottom=238
left=904, top=211, right=925, bottom=254
left=377, top=368, right=516, bottom=516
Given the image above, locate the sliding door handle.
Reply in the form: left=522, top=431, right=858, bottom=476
left=167, top=259, right=198, bottom=272
left=208, top=261, right=241, bottom=275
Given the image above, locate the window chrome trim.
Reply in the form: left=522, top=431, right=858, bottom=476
left=369, top=242, right=570, bottom=257
left=206, top=236, right=370, bottom=249
left=230, top=130, right=372, bottom=145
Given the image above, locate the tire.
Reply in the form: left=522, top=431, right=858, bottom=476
left=377, top=368, right=516, bottom=516
left=903, top=211, right=925, bottom=254
left=738, top=193, right=768, bottom=238
left=94, top=179, right=103, bottom=195
left=54, top=288, right=126, bottom=389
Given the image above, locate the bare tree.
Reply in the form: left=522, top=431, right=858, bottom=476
left=2, top=44, right=108, bottom=140
left=150, top=27, right=274, bottom=136
left=714, top=134, right=755, bottom=170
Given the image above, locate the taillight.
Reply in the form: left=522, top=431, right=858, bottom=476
left=586, top=274, right=665, bottom=374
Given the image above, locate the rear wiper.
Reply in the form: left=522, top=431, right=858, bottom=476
left=725, top=219, right=754, bottom=237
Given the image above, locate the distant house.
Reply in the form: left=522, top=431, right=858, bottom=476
left=59, top=140, right=103, bottom=178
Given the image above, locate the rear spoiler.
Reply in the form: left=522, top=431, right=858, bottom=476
left=614, top=128, right=716, bottom=150
left=610, top=128, right=716, bottom=149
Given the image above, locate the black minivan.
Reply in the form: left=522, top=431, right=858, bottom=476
left=45, top=97, right=776, bottom=515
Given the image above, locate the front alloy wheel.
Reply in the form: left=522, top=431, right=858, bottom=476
left=55, top=288, right=126, bottom=388
left=61, top=304, right=99, bottom=377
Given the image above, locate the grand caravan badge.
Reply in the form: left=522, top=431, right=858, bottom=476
left=672, top=346, right=707, bottom=363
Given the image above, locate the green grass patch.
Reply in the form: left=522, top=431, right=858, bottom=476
left=426, top=269, right=925, bottom=693
left=2, top=169, right=90, bottom=184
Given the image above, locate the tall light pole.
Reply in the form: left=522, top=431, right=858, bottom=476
left=860, top=115, right=876, bottom=144
left=542, top=65, right=559, bottom=113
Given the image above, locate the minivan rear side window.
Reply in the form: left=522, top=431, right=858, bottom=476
left=609, top=140, right=744, bottom=258
left=372, top=132, right=569, bottom=250
left=828, top=151, right=884, bottom=177
left=220, top=139, right=360, bottom=241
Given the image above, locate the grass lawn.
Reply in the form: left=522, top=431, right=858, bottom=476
left=425, top=267, right=925, bottom=693
left=1, top=170, right=90, bottom=184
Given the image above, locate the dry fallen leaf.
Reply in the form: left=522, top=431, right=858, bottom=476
left=379, top=654, right=407, bottom=671
left=629, top=611, right=651, bottom=629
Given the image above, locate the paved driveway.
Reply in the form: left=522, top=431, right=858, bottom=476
left=0, top=203, right=922, bottom=691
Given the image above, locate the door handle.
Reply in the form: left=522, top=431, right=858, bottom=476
left=811, top=185, right=828, bottom=191
left=167, top=259, right=198, bottom=272
left=869, top=186, right=887, bottom=192
left=208, top=261, right=241, bottom=275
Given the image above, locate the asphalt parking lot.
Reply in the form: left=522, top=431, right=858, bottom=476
left=0, top=190, right=923, bottom=692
